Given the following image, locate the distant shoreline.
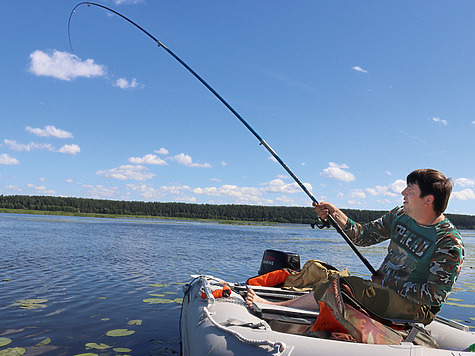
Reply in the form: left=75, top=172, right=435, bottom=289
left=0, top=208, right=280, bottom=226
left=1, top=207, right=474, bottom=230
left=1, top=195, right=474, bottom=229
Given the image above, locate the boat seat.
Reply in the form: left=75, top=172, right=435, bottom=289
left=253, top=302, right=319, bottom=319
left=234, top=285, right=308, bottom=301
left=251, top=302, right=319, bottom=334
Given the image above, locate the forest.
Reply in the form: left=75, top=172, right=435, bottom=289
left=1, top=194, right=474, bottom=229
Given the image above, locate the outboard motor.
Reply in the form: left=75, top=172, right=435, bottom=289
left=258, top=249, right=301, bottom=275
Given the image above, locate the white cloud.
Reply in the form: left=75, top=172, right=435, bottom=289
left=454, top=178, right=475, bottom=188
left=268, top=156, right=278, bottom=163
left=366, top=179, right=405, bottom=197
left=26, top=125, right=73, bottom=138
left=275, top=196, right=297, bottom=205
left=350, top=189, right=366, bottom=198
left=261, top=179, right=312, bottom=194
left=192, top=184, right=270, bottom=203
left=97, top=165, right=154, bottom=181
left=127, top=184, right=163, bottom=199
left=27, top=183, right=56, bottom=195
left=65, top=178, right=74, bottom=184
left=58, top=144, right=80, bottom=155
left=352, top=66, right=368, bottom=73
left=3, top=139, right=79, bottom=155
left=431, top=117, right=448, bottom=126
left=126, top=183, right=191, bottom=200
left=6, top=185, right=22, bottom=192
left=3, top=139, right=54, bottom=152
left=128, top=154, right=167, bottom=165
left=0, top=153, right=19, bottom=165
left=389, top=179, right=406, bottom=194
left=472, top=121, right=475, bottom=125
left=452, top=188, right=475, bottom=201
left=321, top=162, right=355, bottom=182
left=82, top=184, right=120, bottom=199
left=29, top=50, right=105, bottom=81
left=155, top=148, right=169, bottom=155
left=221, top=161, right=227, bottom=166
left=114, top=77, right=140, bottom=89
left=174, top=153, right=211, bottom=168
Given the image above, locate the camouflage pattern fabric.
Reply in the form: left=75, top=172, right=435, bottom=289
left=344, top=206, right=464, bottom=309
left=341, top=276, right=435, bottom=325
left=319, top=277, right=439, bottom=348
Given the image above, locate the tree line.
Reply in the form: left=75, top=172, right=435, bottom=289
left=0, top=194, right=474, bottom=229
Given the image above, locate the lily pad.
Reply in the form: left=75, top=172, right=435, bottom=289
left=101, top=318, right=110, bottom=321
left=142, top=298, right=174, bottom=304
left=0, top=348, right=26, bottom=356
left=98, top=297, right=106, bottom=300
left=85, top=343, right=111, bottom=350
left=149, top=283, right=165, bottom=288
left=12, top=299, right=48, bottom=309
left=127, top=320, right=142, bottom=326
left=74, top=354, right=98, bottom=356
left=21, top=299, right=48, bottom=304
left=174, top=298, right=183, bottom=304
left=106, top=329, right=135, bottom=337
left=148, top=294, right=165, bottom=297
left=444, top=302, right=475, bottom=308
left=113, top=348, right=132, bottom=353
left=35, top=338, right=51, bottom=346
left=0, top=338, right=12, bottom=347
left=447, top=297, right=463, bottom=302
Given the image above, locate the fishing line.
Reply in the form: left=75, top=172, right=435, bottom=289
left=68, top=2, right=377, bottom=276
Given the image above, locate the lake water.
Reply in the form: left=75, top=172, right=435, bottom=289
left=0, top=213, right=473, bottom=355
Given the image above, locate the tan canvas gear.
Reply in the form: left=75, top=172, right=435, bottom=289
left=283, top=259, right=349, bottom=291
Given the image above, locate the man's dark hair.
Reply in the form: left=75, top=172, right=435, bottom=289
left=406, top=169, right=453, bottom=214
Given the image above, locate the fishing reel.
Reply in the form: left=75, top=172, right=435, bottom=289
left=310, top=217, right=331, bottom=229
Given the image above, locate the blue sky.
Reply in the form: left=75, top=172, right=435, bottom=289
left=1, top=1, right=474, bottom=215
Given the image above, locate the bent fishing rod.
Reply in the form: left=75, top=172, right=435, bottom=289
left=68, top=2, right=377, bottom=276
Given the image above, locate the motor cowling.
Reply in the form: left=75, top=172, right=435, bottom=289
left=258, top=249, right=300, bottom=275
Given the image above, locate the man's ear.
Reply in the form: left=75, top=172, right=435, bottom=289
left=424, top=195, right=434, bottom=207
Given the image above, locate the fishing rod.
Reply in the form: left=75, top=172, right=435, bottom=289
left=68, top=2, right=378, bottom=276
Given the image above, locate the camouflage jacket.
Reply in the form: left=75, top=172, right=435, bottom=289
left=344, top=206, right=464, bottom=308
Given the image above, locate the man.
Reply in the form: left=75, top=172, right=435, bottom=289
left=246, top=169, right=464, bottom=324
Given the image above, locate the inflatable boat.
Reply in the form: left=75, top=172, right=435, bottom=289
left=180, top=251, right=474, bottom=355
left=180, top=275, right=474, bottom=355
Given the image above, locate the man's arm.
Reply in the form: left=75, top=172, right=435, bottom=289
left=315, top=203, right=395, bottom=248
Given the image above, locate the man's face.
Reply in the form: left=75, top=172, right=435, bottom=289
left=401, top=183, right=426, bottom=217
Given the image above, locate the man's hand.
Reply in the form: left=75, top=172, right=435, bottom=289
left=313, top=201, right=348, bottom=230
left=313, top=201, right=337, bottom=219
